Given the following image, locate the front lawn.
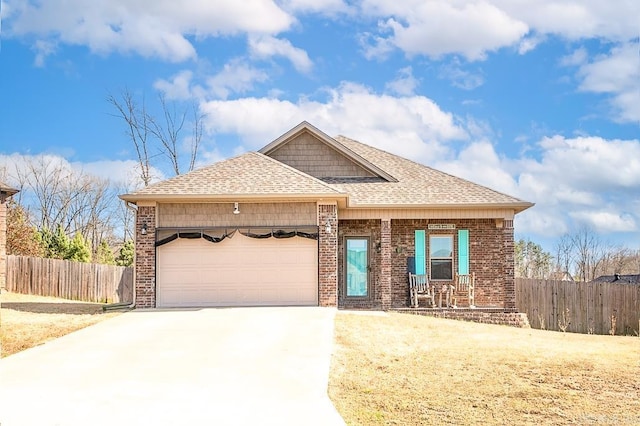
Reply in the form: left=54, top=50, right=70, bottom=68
left=329, top=312, right=640, bottom=425
left=0, top=292, right=121, bottom=357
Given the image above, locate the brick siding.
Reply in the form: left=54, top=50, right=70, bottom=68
left=318, top=204, right=338, bottom=307
left=135, top=206, right=156, bottom=308
left=395, top=309, right=531, bottom=328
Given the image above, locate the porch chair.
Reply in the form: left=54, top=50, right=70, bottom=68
left=453, top=272, right=475, bottom=308
left=408, top=273, right=435, bottom=308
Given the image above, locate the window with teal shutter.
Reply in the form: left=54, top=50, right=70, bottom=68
left=458, top=229, right=469, bottom=275
left=415, top=230, right=425, bottom=274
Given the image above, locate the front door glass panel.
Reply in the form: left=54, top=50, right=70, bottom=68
left=346, top=238, right=368, bottom=297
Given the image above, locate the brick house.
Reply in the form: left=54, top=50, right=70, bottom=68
left=121, top=122, right=533, bottom=310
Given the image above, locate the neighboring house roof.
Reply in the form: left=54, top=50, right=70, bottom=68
left=591, top=274, right=640, bottom=285
left=120, top=151, right=345, bottom=202
left=0, top=181, right=19, bottom=197
left=326, top=135, right=533, bottom=212
left=549, top=271, right=574, bottom=281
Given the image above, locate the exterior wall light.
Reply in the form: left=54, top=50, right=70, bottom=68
left=141, top=223, right=148, bottom=235
left=233, top=202, right=240, bottom=215
left=325, top=220, right=332, bottom=234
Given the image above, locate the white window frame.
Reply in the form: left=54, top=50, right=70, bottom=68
left=429, top=235, right=453, bottom=280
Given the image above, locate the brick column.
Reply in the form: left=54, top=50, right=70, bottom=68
left=503, top=226, right=516, bottom=310
left=318, top=204, right=338, bottom=307
left=135, top=206, right=156, bottom=308
left=0, top=195, right=8, bottom=291
left=380, top=219, right=392, bottom=310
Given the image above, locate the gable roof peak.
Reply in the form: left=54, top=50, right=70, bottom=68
left=259, top=121, right=397, bottom=182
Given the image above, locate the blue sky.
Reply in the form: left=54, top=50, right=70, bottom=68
left=1, top=0, right=639, bottom=253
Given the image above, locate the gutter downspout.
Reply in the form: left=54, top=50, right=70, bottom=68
left=103, top=201, right=138, bottom=311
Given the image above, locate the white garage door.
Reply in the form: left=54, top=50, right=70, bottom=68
left=156, top=233, right=318, bottom=308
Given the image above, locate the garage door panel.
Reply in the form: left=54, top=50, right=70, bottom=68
left=157, top=233, right=317, bottom=307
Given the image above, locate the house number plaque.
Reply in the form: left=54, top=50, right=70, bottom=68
left=427, top=224, right=456, bottom=230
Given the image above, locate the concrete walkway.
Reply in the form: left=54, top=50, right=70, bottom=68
left=0, top=307, right=345, bottom=426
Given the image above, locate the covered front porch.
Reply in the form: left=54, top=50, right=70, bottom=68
left=336, top=216, right=516, bottom=311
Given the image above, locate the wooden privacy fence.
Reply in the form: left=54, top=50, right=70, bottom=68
left=5, top=255, right=133, bottom=304
left=516, top=278, right=640, bottom=336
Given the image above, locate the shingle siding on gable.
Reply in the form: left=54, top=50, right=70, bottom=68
left=158, top=202, right=317, bottom=228
left=269, top=131, right=376, bottom=178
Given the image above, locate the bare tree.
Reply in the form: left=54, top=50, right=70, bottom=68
left=9, top=156, right=119, bottom=258
left=107, top=89, right=154, bottom=186
left=597, top=246, right=639, bottom=276
left=109, top=89, right=205, bottom=184
left=113, top=182, right=135, bottom=243
left=189, top=102, right=204, bottom=172
left=554, top=234, right=574, bottom=277
left=569, top=226, right=606, bottom=282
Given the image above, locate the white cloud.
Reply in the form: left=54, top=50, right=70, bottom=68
left=576, top=43, right=640, bottom=123
left=199, top=82, right=468, bottom=160
left=535, top=135, right=640, bottom=190
left=439, top=59, right=484, bottom=90
left=385, top=67, right=419, bottom=96
left=360, top=1, right=639, bottom=60
left=559, top=47, right=588, bottom=67
left=5, top=0, right=293, bottom=62
left=248, top=35, right=313, bottom=73
left=434, top=140, right=519, bottom=196
left=515, top=135, right=640, bottom=236
left=359, top=31, right=395, bottom=61
left=279, top=0, right=351, bottom=14
left=517, top=34, right=545, bottom=55
left=493, top=0, right=640, bottom=42
left=206, top=59, right=270, bottom=99
left=32, top=40, right=57, bottom=67
left=154, top=70, right=197, bottom=101
left=361, top=0, right=529, bottom=61
left=569, top=211, right=637, bottom=233
left=0, top=153, right=163, bottom=191
left=155, top=60, right=271, bottom=102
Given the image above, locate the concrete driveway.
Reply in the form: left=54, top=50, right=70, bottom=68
left=0, top=307, right=345, bottom=426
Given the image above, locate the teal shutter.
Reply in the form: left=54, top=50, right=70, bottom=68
left=415, top=230, right=426, bottom=274
left=458, top=229, right=469, bottom=275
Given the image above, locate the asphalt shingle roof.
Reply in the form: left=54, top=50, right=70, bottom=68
left=330, top=135, right=531, bottom=209
left=591, top=274, right=640, bottom=284
left=122, top=123, right=533, bottom=213
left=0, top=181, right=19, bottom=196
left=122, top=152, right=343, bottom=199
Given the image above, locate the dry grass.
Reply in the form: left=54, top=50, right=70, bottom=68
left=0, top=292, right=121, bottom=357
left=329, top=312, right=640, bottom=426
